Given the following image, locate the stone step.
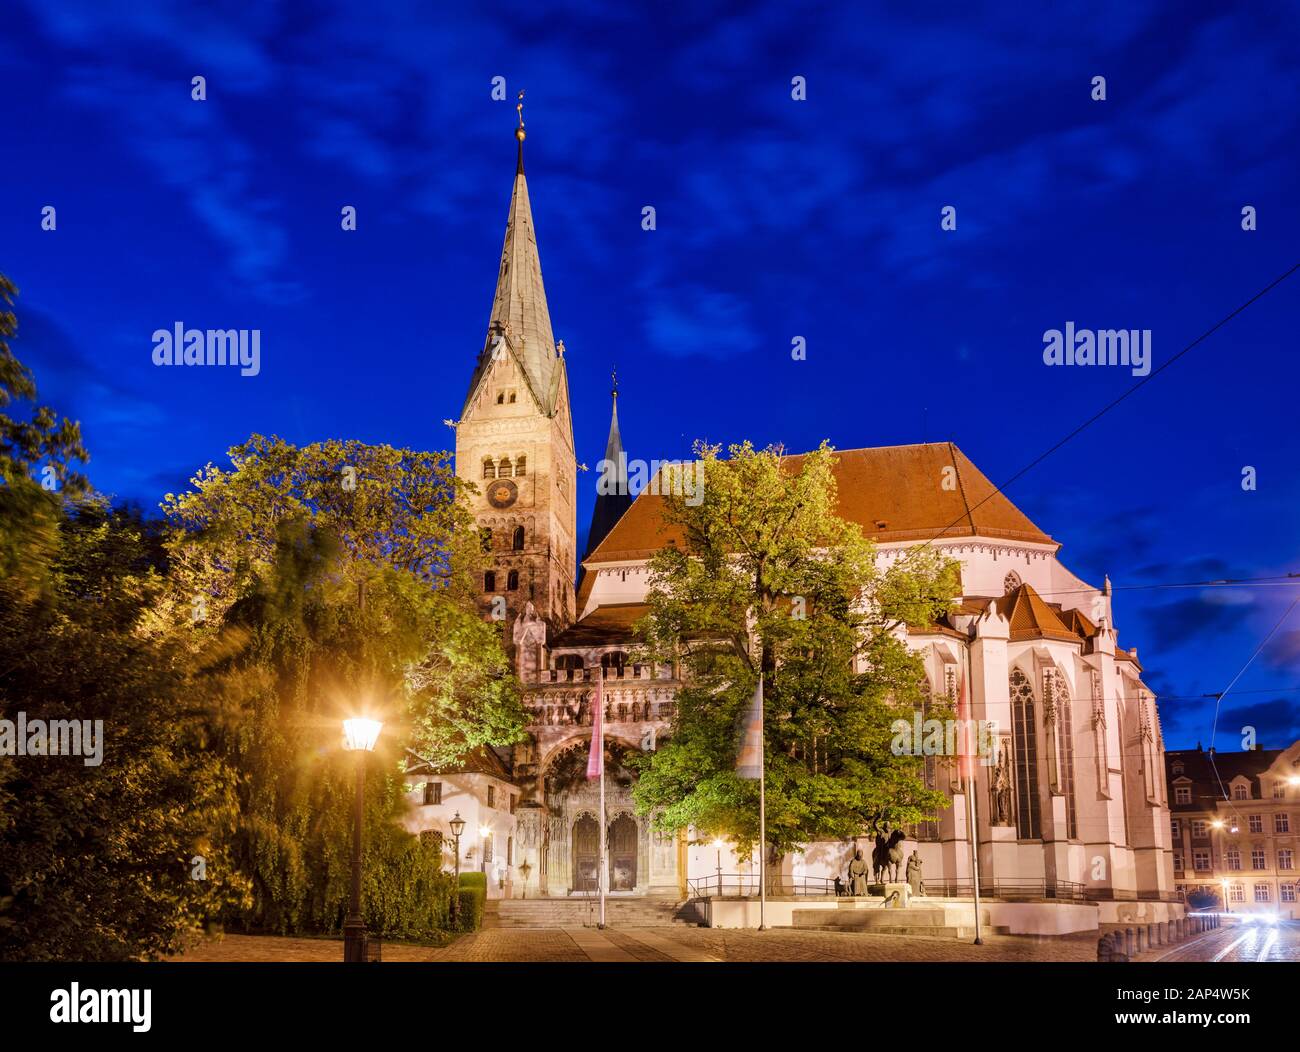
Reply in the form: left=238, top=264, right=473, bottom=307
left=485, top=897, right=693, bottom=929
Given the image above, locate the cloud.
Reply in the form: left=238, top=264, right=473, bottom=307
left=641, top=282, right=759, bottom=359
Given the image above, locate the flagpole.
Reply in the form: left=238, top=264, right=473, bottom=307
left=598, top=667, right=607, bottom=930
left=758, top=673, right=767, bottom=931
left=964, top=648, right=983, bottom=945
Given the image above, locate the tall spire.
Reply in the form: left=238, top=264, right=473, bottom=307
left=584, top=371, right=633, bottom=561
left=482, top=88, right=558, bottom=413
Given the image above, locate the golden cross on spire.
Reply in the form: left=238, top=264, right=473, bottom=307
left=516, top=89, right=526, bottom=138
left=611, top=367, right=619, bottom=398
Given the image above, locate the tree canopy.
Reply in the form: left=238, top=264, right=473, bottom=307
left=631, top=440, right=961, bottom=861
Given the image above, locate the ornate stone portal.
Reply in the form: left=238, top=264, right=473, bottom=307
left=522, top=737, right=679, bottom=896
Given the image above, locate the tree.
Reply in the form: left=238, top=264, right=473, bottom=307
left=0, top=274, right=88, bottom=597
left=160, top=435, right=524, bottom=934
left=630, top=441, right=961, bottom=871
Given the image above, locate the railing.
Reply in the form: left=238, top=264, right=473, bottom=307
left=687, top=874, right=836, bottom=898
left=919, top=879, right=1088, bottom=901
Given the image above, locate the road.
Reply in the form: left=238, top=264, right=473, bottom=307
left=1154, top=919, right=1300, bottom=963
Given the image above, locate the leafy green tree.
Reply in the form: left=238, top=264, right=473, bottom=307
left=631, top=441, right=961, bottom=871
left=160, top=435, right=523, bottom=935
left=0, top=275, right=88, bottom=597
left=0, top=501, right=251, bottom=960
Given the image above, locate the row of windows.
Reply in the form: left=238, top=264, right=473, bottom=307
left=422, top=781, right=518, bottom=814
left=423, top=829, right=515, bottom=867
left=485, top=570, right=520, bottom=592
left=554, top=652, right=628, bottom=672
left=482, top=525, right=526, bottom=551
left=1177, top=848, right=1295, bottom=871
left=483, top=456, right=526, bottom=479
left=1175, top=780, right=1294, bottom=802
left=1176, top=814, right=1292, bottom=838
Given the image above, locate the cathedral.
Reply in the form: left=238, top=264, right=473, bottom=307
left=438, top=114, right=1179, bottom=928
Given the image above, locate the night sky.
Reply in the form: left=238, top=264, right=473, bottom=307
left=4, top=1, right=1298, bottom=748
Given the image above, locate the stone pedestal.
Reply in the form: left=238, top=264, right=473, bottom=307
left=882, top=882, right=911, bottom=908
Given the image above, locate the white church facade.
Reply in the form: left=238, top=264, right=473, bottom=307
left=414, top=113, right=1181, bottom=928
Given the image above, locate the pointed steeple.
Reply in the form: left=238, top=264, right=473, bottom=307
left=482, top=89, right=558, bottom=412
left=584, top=370, right=633, bottom=561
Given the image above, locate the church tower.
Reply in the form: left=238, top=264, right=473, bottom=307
left=455, top=97, right=577, bottom=642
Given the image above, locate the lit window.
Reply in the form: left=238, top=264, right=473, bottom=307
left=1175, top=786, right=1191, bottom=804
left=1276, top=813, right=1290, bottom=834
left=1233, top=784, right=1248, bottom=800
left=1228, top=883, right=1244, bottom=903
left=1254, top=883, right=1270, bottom=902
left=1249, top=815, right=1263, bottom=833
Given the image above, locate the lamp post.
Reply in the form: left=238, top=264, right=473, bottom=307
left=480, top=824, right=491, bottom=875
left=341, top=716, right=383, bottom=963
left=714, top=838, right=724, bottom=896
left=449, top=811, right=466, bottom=926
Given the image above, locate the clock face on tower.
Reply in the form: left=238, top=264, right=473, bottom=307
left=487, top=477, right=518, bottom=509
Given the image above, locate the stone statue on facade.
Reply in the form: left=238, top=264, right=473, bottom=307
left=847, top=849, right=870, bottom=896
left=905, top=851, right=925, bottom=896
left=992, top=743, right=1013, bottom=825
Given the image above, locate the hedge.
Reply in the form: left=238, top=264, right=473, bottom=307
left=455, top=872, right=487, bottom=932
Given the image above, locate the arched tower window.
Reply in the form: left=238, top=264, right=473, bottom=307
left=498, top=457, right=513, bottom=478
left=496, top=391, right=505, bottom=405
left=507, top=570, right=519, bottom=591
left=512, top=525, right=525, bottom=551
left=508, top=391, right=517, bottom=404
left=482, top=458, right=496, bottom=480
left=484, top=571, right=496, bottom=593
left=515, top=455, right=527, bottom=476
left=1009, top=668, right=1042, bottom=840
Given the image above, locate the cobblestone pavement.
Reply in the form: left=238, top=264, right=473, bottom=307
left=173, top=927, right=1101, bottom=962
left=1150, top=920, right=1300, bottom=963
left=421, top=926, right=1100, bottom=962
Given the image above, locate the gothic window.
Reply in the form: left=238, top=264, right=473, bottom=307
left=909, top=678, right=940, bottom=840
left=496, top=392, right=505, bottom=405
left=482, top=458, right=496, bottom=480
left=1009, top=668, right=1042, bottom=839
left=507, top=569, right=519, bottom=591
left=1056, top=678, right=1078, bottom=839
left=515, top=455, right=527, bottom=476
left=512, top=525, right=525, bottom=551
left=484, top=570, right=496, bottom=593
left=498, top=457, right=513, bottom=478
left=1003, top=571, right=1022, bottom=593
left=509, top=391, right=517, bottom=404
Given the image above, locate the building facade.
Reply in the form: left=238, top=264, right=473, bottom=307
left=446, top=123, right=1181, bottom=910
left=1167, top=741, right=1300, bottom=918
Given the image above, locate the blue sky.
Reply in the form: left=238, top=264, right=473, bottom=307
left=4, top=1, right=1299, bottom=748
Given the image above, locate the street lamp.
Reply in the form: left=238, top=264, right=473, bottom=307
left=342, top=716, right=382, bottom=963
left=713, top=837, right=724, bottom=896
left=480, top=824, right=491, bottom=875
left=449, top=811, right=466, bottom=926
